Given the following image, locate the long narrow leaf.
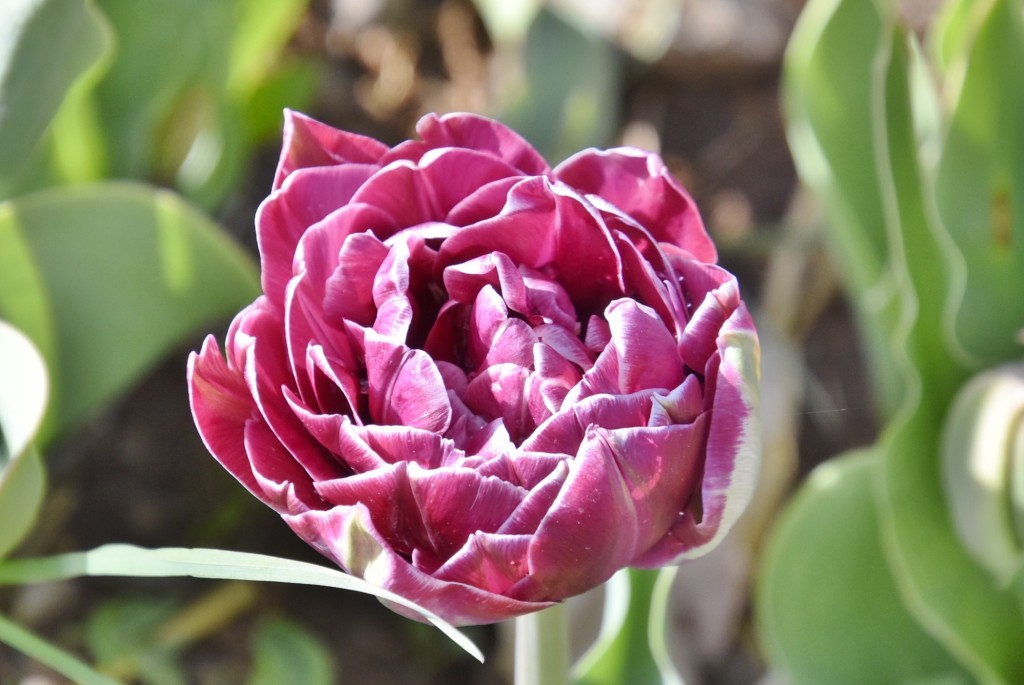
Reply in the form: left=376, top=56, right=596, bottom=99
left=0, top=613, right=121, bottom=685
left=0, top=544, right=483, bottom=662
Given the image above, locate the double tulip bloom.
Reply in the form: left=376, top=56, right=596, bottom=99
left=189, top=111, right=761, bottom=625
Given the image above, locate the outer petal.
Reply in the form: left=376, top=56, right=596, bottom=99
left=410, top=112, right=550, bottom=176
left=258, top=165, right=379, bottom=306
left=188, top=336, right=261, bottom=498
left=554, top=147, right=717, bottom=262
left=285, top=505, right=555, bottom=625
left=634, top=304, right=761, bottom=565
left=274, top=109, right=388, bottom=189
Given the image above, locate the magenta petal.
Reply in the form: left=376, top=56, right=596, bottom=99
left=284, top=506, right=555, bottom=625
left=554, top=147, right=716, bottom=262
left=258, top=165, right=379, bottom=305
left=371, top=240, right=414, bottom=342
left=433, top=532, right=532, bottom=593
left=605, top=298, right=685, bottom=393
left=408, top=465, right=527, bottom=562
left=484, top=319, right=537, bottom=369
left=244, top=418, right=322, bottom=513
left=649, top=375, right=704, bottom=427
left=323, top=232, right=389, bottom=327
left=498, top=460, right=569, bottom=534
left=188, top=337, right=261, bottom=498
left=679, top=278, right=741, bottom=373
left=363, top=332, right=452, bottom=433
left=274, top=109, right=388, bottom=189
left=464, top=364, right=533, bottom=442
left=522, top=391, right=655, bottom=455
left=413, top=112, right=550, bottom=176
left=636, top=304, right=760, bottom=565
left=512, top=428, right=640, bottom=600
left=346, top=424, right=459, bottom=469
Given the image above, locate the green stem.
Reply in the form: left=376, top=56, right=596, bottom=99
left=0, top=612, right=121, bottom=685
left=514, top=603, right=570, bottom=685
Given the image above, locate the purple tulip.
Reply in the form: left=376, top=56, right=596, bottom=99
left=188, top=111, right=761, bottom=625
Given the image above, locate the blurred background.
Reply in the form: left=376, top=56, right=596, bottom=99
left=1, top=0, right=959, bottom=683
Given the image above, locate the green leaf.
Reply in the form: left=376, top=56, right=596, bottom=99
left=86, top=598, right=186, bottom=685
left=0, top=182, right=259, bottom=441
left=573, top=568, right=682, bottom=685
left=248, top=616, right=334, bottom=685
left=0, top=612, right=122, bottom=685
left=0, top=544, right=484, bottom=663
left=872, top=16, right=1024, bottom=684
left=782, top=0, right=903, bottom=411
left=495, top=8, right=620, bottom=162
left=933, top=0, right=1024, bottom=365
left=0, top=320, right=48, bottom=559
left=757, top=450, right=969, bottom=685
left=0, top=0, right=112, bottom=186
left=227, top=0, right=310, bottom=99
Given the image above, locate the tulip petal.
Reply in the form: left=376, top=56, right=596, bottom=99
left=434, top=532, right=532, bottom=593
left=258, top=164, right=379, bottom=305
left=635, top=305, right=760, bottom=564
left=188, top=337, right=261, bottom=497
left=323, top=232, right=389, bottom=327
left=285, top=505, right=555, bottom=625
left=363, top=332, right=452, bottom=434
left=275, top=109, right=388, bottom=189
left=555, top=147, right=716, bottom=262
left=413, top=112, right=550, bottom=176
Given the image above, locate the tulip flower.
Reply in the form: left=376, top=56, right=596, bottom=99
left=188, top=111, right=761, bottom=625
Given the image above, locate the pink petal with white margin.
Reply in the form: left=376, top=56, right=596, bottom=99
left=509, top=419, right=705, bottom=601
left=554, top=147, right=716, bottom=262
left=433, top=532, right=533, bottom=594
left=258, top=164, right=380, bottom=306
left=188, top=336, right=262, bottom=499
left=408, top=112, right=550, bottom=176
left=244, top=417, right=323, bottom=514
left=678, top=278, right=741, bottom=373
left=406, top=464, right=527, bottom=563
left=363, top=331, right=452, bottom=433
left=633, top=302, right=760, bottom=566
left=605, top=298, right=685, bottom=394
left=273, top=109, right=387, bottom=189
left=284, top=505, right=555, bottom=625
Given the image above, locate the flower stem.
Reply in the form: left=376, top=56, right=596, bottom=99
left=514, top=603, right=570, bottom=685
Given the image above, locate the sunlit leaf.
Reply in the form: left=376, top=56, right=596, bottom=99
left=0, top=320, right=48, bottom=559
left=0, top=182, right=259, bottom=441
left=0, top=0, right=112, bottom=187
left=0, top=544, right=484, bottom=662
left=757, top=450, right=969, bottom=685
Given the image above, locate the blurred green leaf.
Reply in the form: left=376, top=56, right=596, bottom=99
left=228, top=0, right=310, bottom=100
left=496, top=9, right=620, bottom=162
left=0, top=320, right=48, bottom=559
left=0, top=544, right=484, bottom=663
left=0, top=182, right=259, bottom=441
left=757, top=450, right=969, bottom=685
left=0, top=0, right=112, bottom=188
left=783, top=0, right=903, bottom=411
left=86, top=598, right=186, bottom=685
left=874, top=17, right=1024, bottom=684
left=248, top=616, right=334, bottom=685
left=0, top=613, right=121, bottom=685
left=573, top=568, right=682, bottom=685
left=933, top=0, right=1024, bottom=365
